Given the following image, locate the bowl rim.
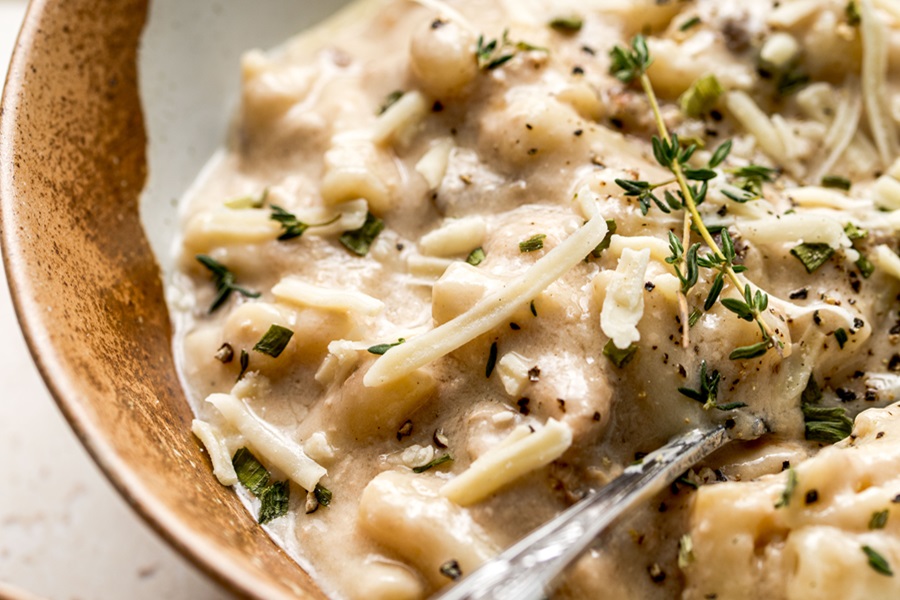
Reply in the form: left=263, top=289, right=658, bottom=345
left=0, top=2, right=305, bottom=598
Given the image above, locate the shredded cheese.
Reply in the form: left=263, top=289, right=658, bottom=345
left=737, top=214, right=849, bottom=250
left=415, top=138, right=455, bottom=190
left=272, top=277, right=384, bottom=315
left=206, top=393, right=326, bottom=491
left=875, top=245, right=900, bottom=281
left=191, top=419, right=239, bottom=486
left=440, top=418, right=573, bottom=506
left=419, top=216, right=487, bottom=257
left=372, top=90, right=429, bottom=146
left=861, top=0, right=899, bottom=167
left=600, top=248, right=650, bottom=349
left=363, top=215, right=609, bottom=387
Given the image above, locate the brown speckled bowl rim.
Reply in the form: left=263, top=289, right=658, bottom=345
left=0, top=2, right=322, bottom=598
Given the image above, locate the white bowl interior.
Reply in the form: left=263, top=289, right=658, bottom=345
left=139, top=0, right=352, bottom=273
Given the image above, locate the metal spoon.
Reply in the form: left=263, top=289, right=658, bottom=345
left=432, top=419, right=767, bottom=600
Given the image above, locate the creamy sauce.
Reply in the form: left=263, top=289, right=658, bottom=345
left=169, top=0, right=900, bottom=598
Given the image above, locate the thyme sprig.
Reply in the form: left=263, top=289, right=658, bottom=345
left=609, top=35, right=780, bottom=359
left=270, top=205, right=340, bottom=241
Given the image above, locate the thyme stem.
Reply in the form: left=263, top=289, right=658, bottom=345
left=638, top=73, right=780, bottom=349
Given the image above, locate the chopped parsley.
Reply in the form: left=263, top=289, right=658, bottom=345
left=775, top=466, right=798, bottom=508
left=232, top=448, right=291, bottom=524
left=466, top=246, right=486, bottom=266
left=822, top=175, right=852, bottom=191
left=340, top=212, right=385, bottom=256
left=603, top=340, right=637, bottom=368
left=844, top=222, right=868, bottom=240
left=549, top=16, right=583, bottom=33
left=253, top=325, right=294, bottom=358
left=869, top=509, right=889, bottom=530
left=196, top=255, right=261, bottom=313
left=863, top=545, right=894, bottom=576
left=834, top=327, right=849, bottom=349
left=367, top=338, right=406, bottom=355
left=790, top=243, right=835, bottom=273
left=519, top=233, right=547, bottom=252
left=413, top=454, right=453, bottom=473
left=257, top=480, right=290, bottom=524
left=856, top=254, right=876, bottom=279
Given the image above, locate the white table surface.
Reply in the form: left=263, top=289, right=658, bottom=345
left=0, top=2, right=230, bottom=598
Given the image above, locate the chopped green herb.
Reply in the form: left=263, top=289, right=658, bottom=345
left=549, top=16, right=583, bottom=33
left=233, top=448, right=270, bottom=495
left=729, top=341, right=770, bottom=361
left=591, top=219, right=618, bottom=258
left=834, top=328, right=849, bottom=349
left=237, top=349, right=250, bottom=382
left=678, top=534, right=695, bottom=569
left=856, top=254, right=876, bottom=278
left=466, top=247, right=486, bottom=266
left=269, top=205, right=339, bottom=241
left=440, top=559, right=463, bottom=581
left=232, top=448, right=291, bottom=524
left=225, top=189, right=268, bottom=209
left=870, top=509, right=889, bottom=530
left=846, top=1, right=861, bottom=26
left=608, top=34, right=652, bottom=83
left=314, top=483, right=333, bottom=507
left=863, top=545, right=894, bottom=576
left=253, top=324, right=294, bottom=358
left=367, top=338, right=406, bottom=355
left=486, top=341, right=498, bottom=377
left=679, top=74, right=723, bottom=118
left=678, top=360, right=720, bottom=410
left=845, top=222, right=868, bottom=240
left=196, top=255, right=261, bottom=313
left=822, top=175, right=852, bottom=191
left=679, top=16, right=702, bottom=32
left=377, top=90, right=404, bottom=115
left=476, top=30, right=546, bottom=71
left=519, top=233, right=547, bottom=253
left=413, top=453, right=453, bottom=473
left=775, top=466, right=798, bottom=508
left=709, top=140, right=732, bottom=169
left=688, top=308, right=702, bottom=328
left=801, top=376, right=853, bottom=443
left=791, top=243, right=835, bottom=273
left=258, top=480, right=290, bottom=524
left=777, top=69, right=810, bottom=97
left=340, top=212, right=385, bottom=256
left=603, top=340, right=638, bottom=368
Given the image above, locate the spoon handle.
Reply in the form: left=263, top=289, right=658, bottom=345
left=432, top=426, right=731, bottom=600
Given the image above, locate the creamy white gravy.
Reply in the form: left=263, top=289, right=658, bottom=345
left=170, top=1, right=900, bottom=598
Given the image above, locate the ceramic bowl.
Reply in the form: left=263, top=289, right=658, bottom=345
left=0, top=1, right=351, bottom=597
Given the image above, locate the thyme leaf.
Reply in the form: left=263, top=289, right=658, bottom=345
left=196, top=255, right=261, bottom=313
left=775, top=466, right=798, bottom=509
left=863, top=545, right=894, bottom=576
left=603, top=340, right=638, bottom=368
left=340, top=212, right=385, bottom=256
left=253, top=324, right=294, bottom=358
left=413, top=454, right=453, bottom=473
